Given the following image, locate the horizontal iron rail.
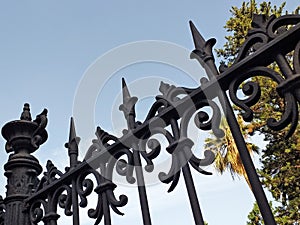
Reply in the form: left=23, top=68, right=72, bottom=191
left=25, top=21, right=300, bottom=205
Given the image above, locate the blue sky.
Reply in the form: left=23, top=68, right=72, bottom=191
left=0, top=1, right=299, bottom=225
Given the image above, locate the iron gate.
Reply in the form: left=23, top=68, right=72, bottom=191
left=1, top=14, right=300, bottom=225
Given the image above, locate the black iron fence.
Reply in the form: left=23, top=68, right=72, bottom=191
left=1, top=14, right=300, bottom=225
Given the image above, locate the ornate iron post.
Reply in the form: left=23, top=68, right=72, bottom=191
left=1, top=104, right=48, bottom=225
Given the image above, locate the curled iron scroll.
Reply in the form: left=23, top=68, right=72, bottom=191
left=76, top=168, right=128, bottom=224
left=229, top=66, right=298, bottom=137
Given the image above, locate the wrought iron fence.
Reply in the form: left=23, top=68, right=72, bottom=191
left=1, top=14, right=300, bottom=225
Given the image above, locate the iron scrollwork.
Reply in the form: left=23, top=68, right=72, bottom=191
left=29, top=160, right=70, bottom=224
left=188, top=13, right=300, bottom=225
left=75, top=167, right=128, bottom=224
left=228, top=66, right=299, bottom=137
left=227, top=14, right=300, bottom=138
left=2, top=12, right=299, bottom=225
left=28, top=120, right=130, bottom=225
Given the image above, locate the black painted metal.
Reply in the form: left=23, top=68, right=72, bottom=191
left=1, top=14, right=300, bottom=225
left=1, top=104, right=47, bottom=225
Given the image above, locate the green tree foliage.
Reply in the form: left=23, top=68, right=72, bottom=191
left=210, top=0, right=300, bottom=223
left=216, top=1, right=288, bottom=65
left=247, top=202, right=266, bottom=225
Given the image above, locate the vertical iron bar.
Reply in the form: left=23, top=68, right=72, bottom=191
left=170, top=119, right=180, bottom=139
left=71, top=180, right=80, bottom=225
left=180, top=155, right=205, bottom=225
left=123, top=81, right=152, bottom=225
left=170, top=117, right=205, bottom=225
left=67, top=118, right=80, bottom=225
left=102, top=193, right=112, bottom=225
left=212, top=67, right=276, bottom=224
left=99, top=164, right=113, bottom=225
left=189, top=22, right=276, bottom=223
left=132, top=143, right=152, bottom=225
left=221, top=96, right=276, bottom=225
left=120, top=77, right=152, bottom=225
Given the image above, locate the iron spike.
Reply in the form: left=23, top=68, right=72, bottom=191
left=69, top=117, right=77, bottom=143
left=189, top=20, right=206, bottom=50
left=119, top=78, right=138, bottom=129
left=122, top=77, right=132, bottom=102
left=66, top=117, right=80, bottom=167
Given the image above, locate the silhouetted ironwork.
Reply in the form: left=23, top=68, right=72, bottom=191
left=1, top=14, right=300, bottom=225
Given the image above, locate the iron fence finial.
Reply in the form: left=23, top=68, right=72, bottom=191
left=189, top=21, right=205, bottom=50
left=20, top=103, right=32, bottom=121
left=65, top=117, right=80, bottom=168
left=119, top=78, right=138, bottom=126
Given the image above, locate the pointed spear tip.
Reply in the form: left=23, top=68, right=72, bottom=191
left=70, top=117, right=75, bottom=126
left=189, top=20, right=195, bottom=29
left=69, top=117, right=77, bottom=141
left=121, top=77, right=131, bottom=100
left=121, top=77, right=126, bottom=88
left=189, top=20, right=205, bottom=49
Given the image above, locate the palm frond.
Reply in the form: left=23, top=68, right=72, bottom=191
left=205, top=116, right=259, bottom=187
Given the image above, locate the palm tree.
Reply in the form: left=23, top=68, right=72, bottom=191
left=204, top=116, right=258, bottom=186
